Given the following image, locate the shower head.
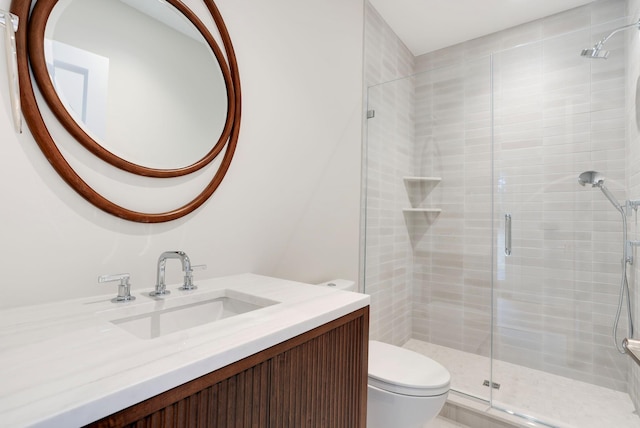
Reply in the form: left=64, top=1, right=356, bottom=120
left=578, top=171, right=624, bottom=214
left=580, top=19, right=640, bottom=60
left=580, top=46, right=609, bottom=59
left=578, top=170, right=605, bottom=187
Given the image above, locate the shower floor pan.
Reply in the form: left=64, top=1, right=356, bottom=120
left=404, top=339, right=640, bottom=428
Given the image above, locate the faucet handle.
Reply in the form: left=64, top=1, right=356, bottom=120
left=179, top=264, right=207, bottom=291
left=99, top=273, right=136, bottom=303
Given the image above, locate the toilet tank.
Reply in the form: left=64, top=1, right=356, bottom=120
left=315, top=279, right=356, bottom=292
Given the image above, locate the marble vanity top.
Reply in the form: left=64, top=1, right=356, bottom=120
left=0, top=274, right=369, bottom=427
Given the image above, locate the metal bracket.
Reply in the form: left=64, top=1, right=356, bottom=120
left=0, top=9, right=21, bottom=133
left=626, top=240, right=640, bottom=265
left=0, top=11, right=18, bottom=33
left=627, top=199, right=640, bottom=216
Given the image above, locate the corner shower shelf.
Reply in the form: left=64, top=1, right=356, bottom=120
left=403, top=176, right=441, bottom=213
left=402, top=208, right=442, bottom=213
left=625, top=338, right=640, bottom=367
left=403, top=176, right=442, bottom=184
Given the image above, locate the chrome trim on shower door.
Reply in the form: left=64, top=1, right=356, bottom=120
left=505, top=214, right=511, bottom=256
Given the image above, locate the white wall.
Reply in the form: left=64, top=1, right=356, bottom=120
left=0, top=0, right=364, bottom=309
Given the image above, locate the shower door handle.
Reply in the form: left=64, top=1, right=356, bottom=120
left=505, top=214, right=512, bottom=256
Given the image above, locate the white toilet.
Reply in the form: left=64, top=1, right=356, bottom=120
left=315, top=280, right=451, bottom=428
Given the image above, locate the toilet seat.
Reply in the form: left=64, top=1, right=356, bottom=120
left=368, top=340, right=450, bottom=397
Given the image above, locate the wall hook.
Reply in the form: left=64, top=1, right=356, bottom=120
left=0, top=9, right=21, bottom=134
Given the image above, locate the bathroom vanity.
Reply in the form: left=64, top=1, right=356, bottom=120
left=0, top=274, right=369, bottom=427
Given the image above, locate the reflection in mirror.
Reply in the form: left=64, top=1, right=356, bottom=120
left=13, top=0, right=241, bottom=222
left=44, top=0, right=228, bottom=170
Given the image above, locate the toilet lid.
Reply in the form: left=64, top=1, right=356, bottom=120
left=368, top=341, right=450, bottom=397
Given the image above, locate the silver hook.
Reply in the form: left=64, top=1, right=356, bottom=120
left=0, top=9, right=21, bottom=134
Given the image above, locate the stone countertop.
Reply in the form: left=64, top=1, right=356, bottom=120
left=0, top=273, right=369, bottom=427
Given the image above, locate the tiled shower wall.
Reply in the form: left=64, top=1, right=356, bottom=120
left=412, top=3, right=630, bottom=391
left=410, top=57, right=493, bottom=356
left=626, top=0, right=640, bottom=414
left=363, top=5, right=415, bottom=345
left=364, top=0, right=636, bottom=394
left=492, top=23, right=629, bottom=390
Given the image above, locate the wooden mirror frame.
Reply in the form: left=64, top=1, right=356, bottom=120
left=10, top=0, right=241, bottom=223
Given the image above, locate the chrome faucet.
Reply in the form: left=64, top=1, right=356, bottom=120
left=150, top=251, right=192, bottom=296
left=99, top=273, right=135, bottom=303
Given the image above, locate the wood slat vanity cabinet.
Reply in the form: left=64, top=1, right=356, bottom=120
left=86, top=307, right=369, bottom=428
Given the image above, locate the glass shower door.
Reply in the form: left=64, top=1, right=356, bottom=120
left=490, top=19, right=632, bottom=426
left=364, top=56, right=494, bottom=405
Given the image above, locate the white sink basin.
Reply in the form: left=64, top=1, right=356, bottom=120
left=106, top=289, right=278, bottom=339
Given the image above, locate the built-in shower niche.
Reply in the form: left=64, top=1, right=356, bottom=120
left=402, top=176, right=441, bottom=245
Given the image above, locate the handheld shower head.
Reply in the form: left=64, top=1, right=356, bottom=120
left=578, top=170, right=605, bottom=187
left=578, top=171, right=624, bottom=214
left=578, top=171, right=634, bottom=354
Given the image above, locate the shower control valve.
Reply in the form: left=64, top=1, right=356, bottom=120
left=627, top=199, right=640, bottom=215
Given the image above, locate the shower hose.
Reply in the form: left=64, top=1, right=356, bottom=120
left=615, top=211, right=634, bottom=354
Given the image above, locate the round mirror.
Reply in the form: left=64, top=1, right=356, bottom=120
left=43, top=0, right=230, bottom=172
left=12, top=0, right=241, bottom=222
left=27, top=0, right=236, bottom=178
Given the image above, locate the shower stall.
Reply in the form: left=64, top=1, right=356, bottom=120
left=363, top=11, right=640, bottom=428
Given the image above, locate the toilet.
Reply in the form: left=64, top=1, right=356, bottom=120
left=315, top=280, right=451, bottom=428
